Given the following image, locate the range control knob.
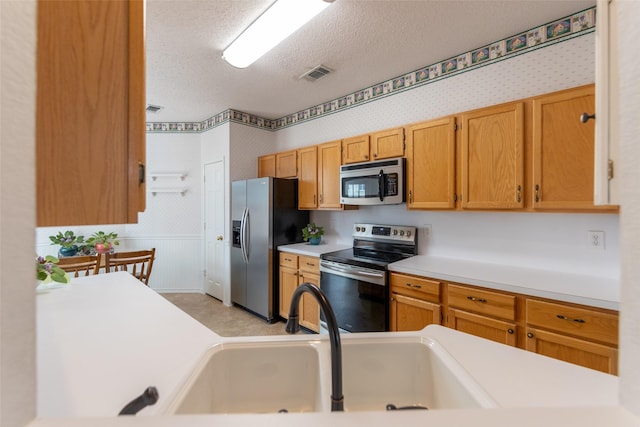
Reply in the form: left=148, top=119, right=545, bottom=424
left=355, top=226, right=361, bottom=232
left=399, top=230, right=405, bottom=236
left=393, top=229, right=398, bottom=235
left=406, top=231, right=412, bottom=237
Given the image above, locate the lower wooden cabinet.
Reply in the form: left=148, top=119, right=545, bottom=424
left=278, top=252, right=321, bottom=332
left=390, top=294, right=441, bottom=332
left=389, top=272, right=442, bottom=331
left=448, top=308, right=517, bottom=347
left=389, top=271, right=619, bottom=374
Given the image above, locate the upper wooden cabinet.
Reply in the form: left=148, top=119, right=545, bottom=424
left=297, top=146, right=318, bottom=209
left=342, top=127, right=404, bottom=164
left=532, top=85, right=612, bottom=211
left=461, top=102, right=524, bottom=209
left=371, top=127, right=404, bottom=160
left=317, top=140, right=342, bottom=209
left=342, top=134, right=370, bottom=164
left=276, top=150, right=297, bottom=178
left=257, top=154, right=276, bottom=178
left=405, top=117, right=456, bottom=209
left=37, top=0, right=146, bottom=226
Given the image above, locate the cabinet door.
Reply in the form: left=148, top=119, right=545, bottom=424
left=299, top=272, right=320, bottom=333
left=276, top=150, right=298, bottom=178
left=526, top=327, right=618, bottom=374
left=342, top=134, right=370, bottom=164
left=317, top=140, right=343, bottom=209
left=461, top=102, right=524, bottom=209
left=297, top=146, right=318, bottom=209
left=405, top=117, right=456, bottom=209
left=448, top=308, right=517, bottom=347
left=532, top=85, right=612, bottom=210
left=258, top=154, right=276, bottom=178
left=37, top=0, right=146, bottom=226
left=279, top=266, right=299, bottom=319
left=390, top=294, right=441, bottom=332
left=370, top=127, right=404, bottom=160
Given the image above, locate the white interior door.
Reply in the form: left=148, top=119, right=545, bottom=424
left=204, top=160, right=225, bottom=300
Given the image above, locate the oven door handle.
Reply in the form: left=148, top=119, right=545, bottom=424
left=321, top=262, right=386, bottom=283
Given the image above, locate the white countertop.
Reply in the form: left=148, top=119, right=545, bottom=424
left=37, top=272, right=220, bottom=417
left=389, top=255, right=620, bottom=310
left=278, top=241, right=351, bottom=257
left=33, top=271, right=637, bottom=427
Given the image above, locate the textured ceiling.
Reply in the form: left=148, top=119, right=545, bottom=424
left=145, top=0, right=595, bottom=123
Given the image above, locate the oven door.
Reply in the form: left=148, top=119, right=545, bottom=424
left=319, top=260, right=388, bottom=333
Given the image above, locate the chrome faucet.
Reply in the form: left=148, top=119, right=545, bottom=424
left=285, top=283, right=344, bottom=412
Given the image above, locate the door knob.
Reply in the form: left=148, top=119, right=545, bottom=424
left=217, top=235, right=223, bottom=241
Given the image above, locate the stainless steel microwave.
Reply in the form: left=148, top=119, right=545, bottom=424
left=339, top=157, right=405, bottom=205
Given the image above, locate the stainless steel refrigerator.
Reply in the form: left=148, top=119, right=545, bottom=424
left=231, top=177, right=309, bottom=321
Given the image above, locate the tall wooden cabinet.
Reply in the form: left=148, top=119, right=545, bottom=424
left=405, top=117, right=456, bottom=209
left=297, top=146, right=318, bottom=209
left=37, top=0, right=146, bottom=226
left=460, top=102, right=524, bottom=209
left=532, top=84, right=610, bottom=210
left=317, top=141, right=342, bottom=209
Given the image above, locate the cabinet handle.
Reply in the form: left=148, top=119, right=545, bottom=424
left=466, top=296, right=487, bottom=303
left=306, top=262, right=315, bottom=267
left=319, top=194, right=323, bottom=203
left=138, top=162, right=145, bottom=185
left=373, top=153, right=377, bottom=158
left=535, top=184, right=540, bottom=203
left=516, top=185, right=522, bottom=203
left=409, top=190, right=413, bottom=204
left=405, top=283, right=422, bottom=289
left=580, top=112, right=595, bottom=123
left=507, top=328, right=514, bottom=334
left=313, top=195, right=316, bottom=204
left=556, top=314, right=586, bottom=323
left=284, top=258, right=292, bottom=262
left=527, top=332, right=534, bottom=338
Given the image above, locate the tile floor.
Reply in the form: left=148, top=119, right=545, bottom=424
left=161, top=292, right=290, bottom=337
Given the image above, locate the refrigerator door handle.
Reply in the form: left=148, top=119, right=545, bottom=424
left=243, top=208, right=250, bottom=262
left=240, top=208, right=249, bottom=263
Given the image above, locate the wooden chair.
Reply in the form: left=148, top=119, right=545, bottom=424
left=105, top=249, right=155, bottom=285
left=57, top=255, right=101, bottom=278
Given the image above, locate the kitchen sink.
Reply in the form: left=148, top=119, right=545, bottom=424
left=341, top=337, right=498, bottom=411
left=167, top=341, right=322, bottom=414
left=166, top=335, right=496, bottom=415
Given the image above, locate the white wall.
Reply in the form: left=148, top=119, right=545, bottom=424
left=274, top=32, right=619, bottom=280
left=0, top=2, right=36, bottom=426
left=617, top=0, right=640, bottom=415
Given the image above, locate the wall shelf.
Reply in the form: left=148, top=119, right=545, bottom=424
left=149, top=173, right=186, bottom=181
left=149, top=188, right=187, bottom=196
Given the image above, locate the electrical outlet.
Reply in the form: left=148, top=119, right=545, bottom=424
left=423, top=224, right=432, bottom=239
left=588, top=230, right=605, bottom=250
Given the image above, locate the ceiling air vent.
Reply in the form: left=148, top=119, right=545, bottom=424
left=299, top=65, right=333, bottom=82
left=146, top=104, right=163, bottom=113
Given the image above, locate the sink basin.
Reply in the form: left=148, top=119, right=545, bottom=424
left=166, top=335, right=496, bottom=415
left=168, top=342, right=322, bottom=414
left=340, top=337, right=497, bottom=411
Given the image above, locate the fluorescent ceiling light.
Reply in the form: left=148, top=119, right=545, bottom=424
left=222, top=0, right=334, bottom=69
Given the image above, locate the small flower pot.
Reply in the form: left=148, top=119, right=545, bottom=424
left=94, top=243, right=112, bottom=254
left=309, top=237, right=321, bottom=245
left=58, top=245, right=78, bottom=258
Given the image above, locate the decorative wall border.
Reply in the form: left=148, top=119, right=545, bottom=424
left=146, top=6, right=595, bottom=134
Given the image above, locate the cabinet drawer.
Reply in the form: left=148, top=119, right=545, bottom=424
left=448, top=284, right=516, bottom=321
left=390, top=273, right=440, bottom=303
left=279, top=252, right=298, bottom=269
left=299, top=255, right=320, bottom=273
left=526, top=299, right=618, bottom=346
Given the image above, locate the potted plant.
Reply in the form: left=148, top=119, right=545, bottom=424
left=86, top=231, right=120, bottom=254
left=49, top=230, right=84, bottom=257
left=36, top=255, right=69, bottom=284
left=302, top=223, right=324, bottom=245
